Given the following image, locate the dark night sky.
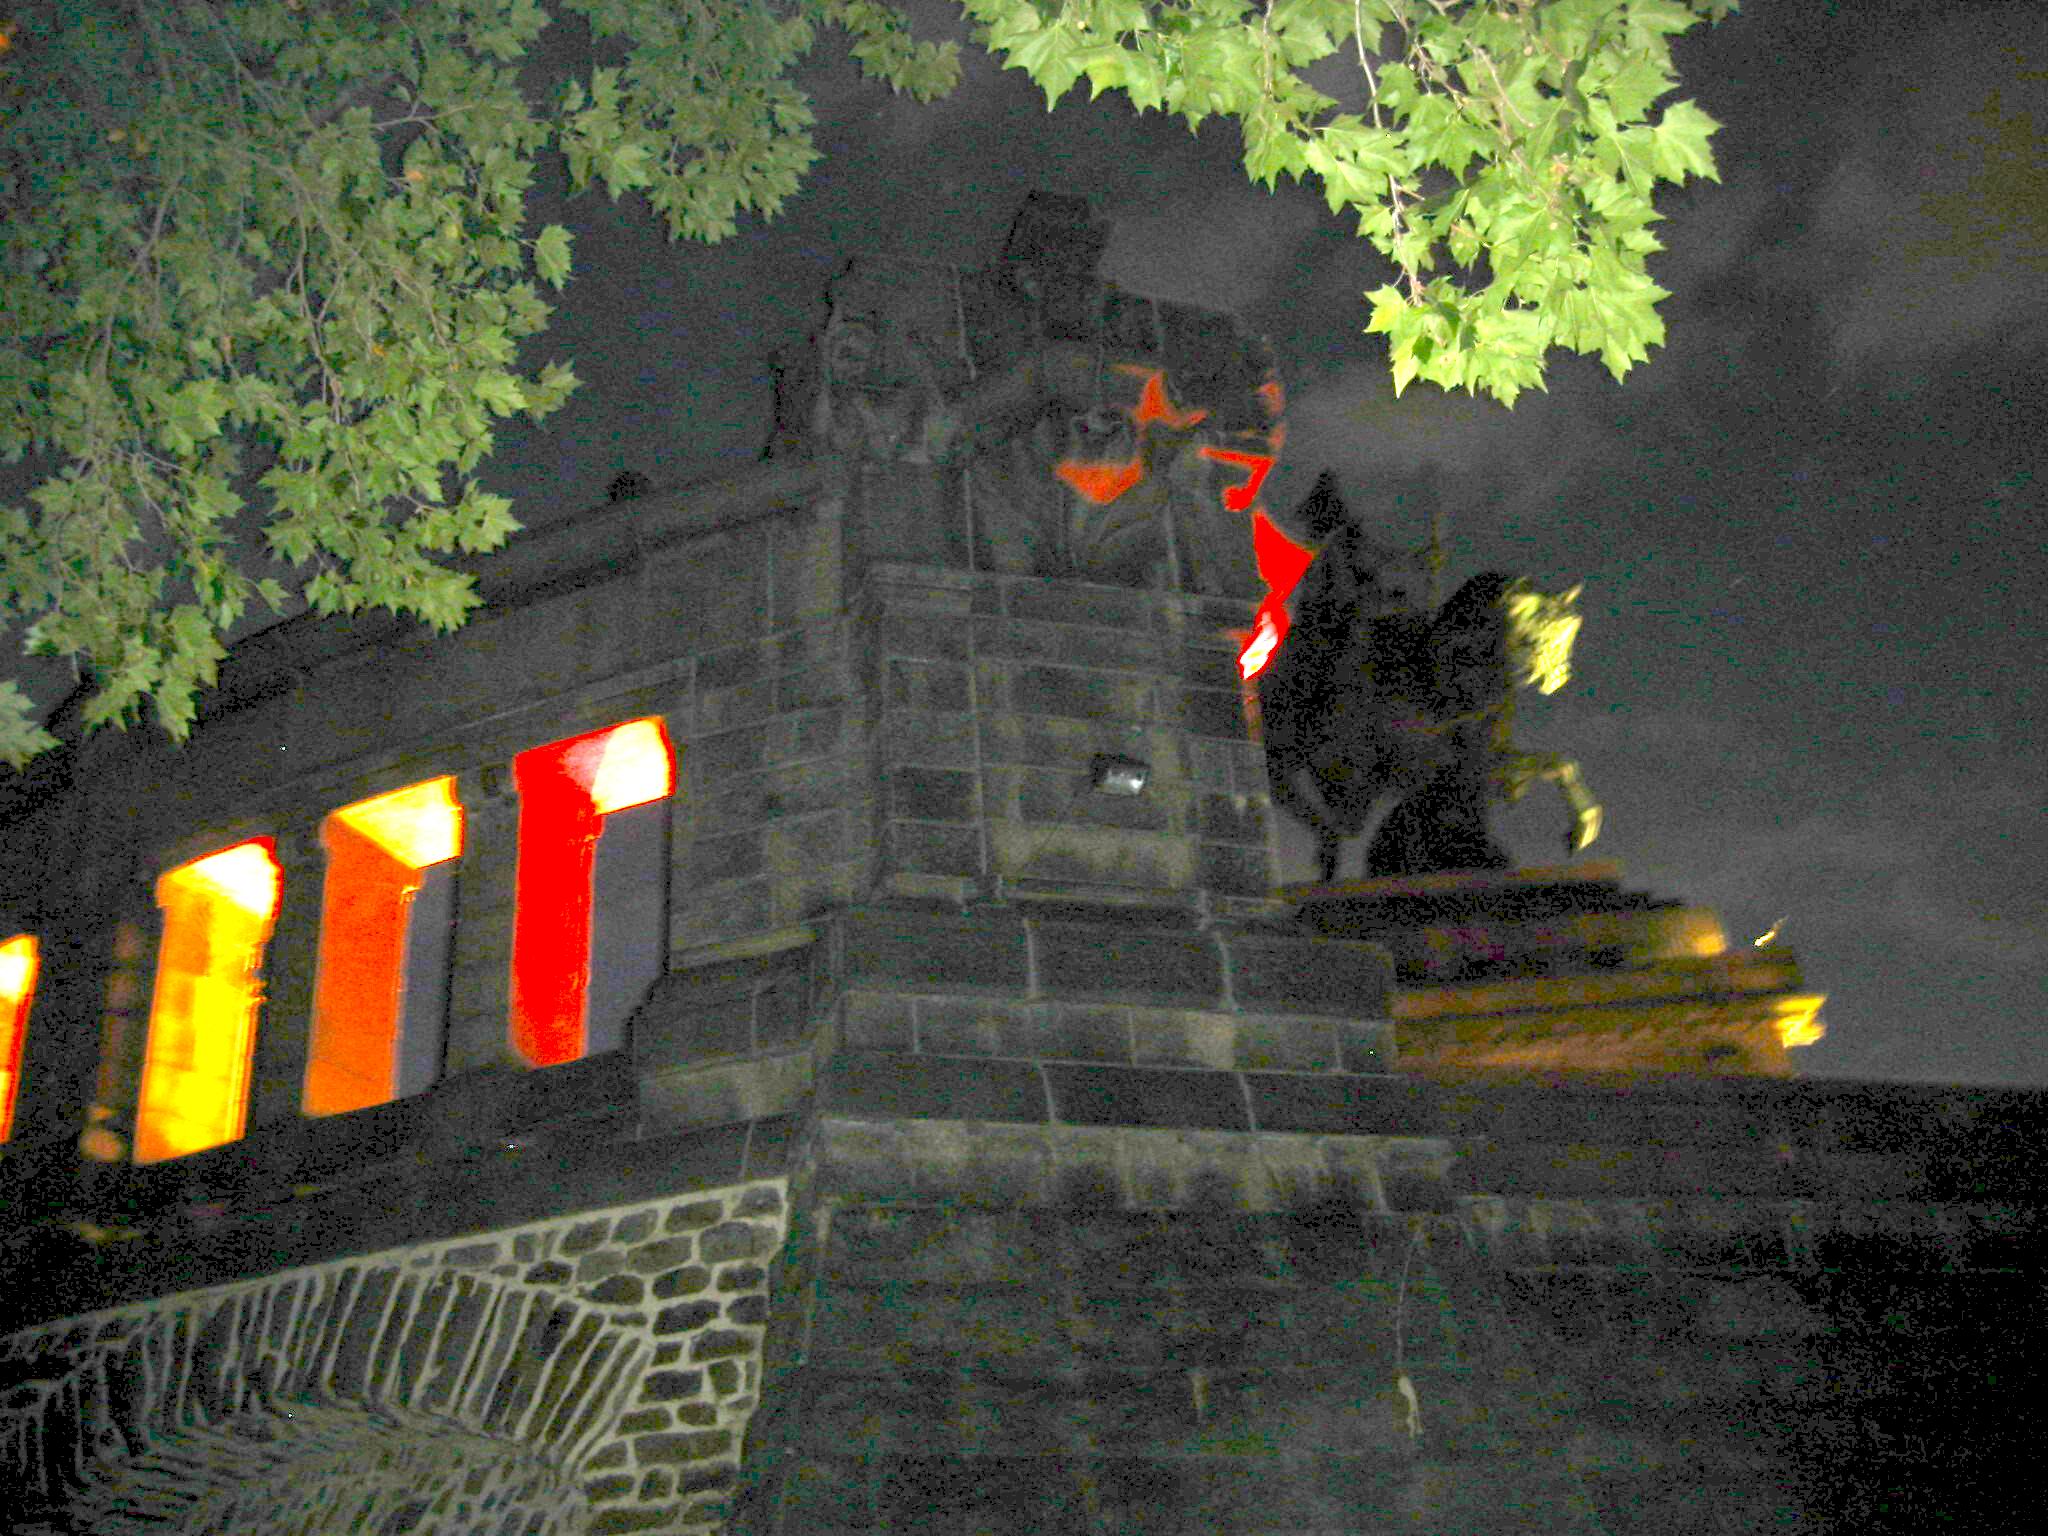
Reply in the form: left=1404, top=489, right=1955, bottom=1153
left=19, top=1, right=2048, bottom=1084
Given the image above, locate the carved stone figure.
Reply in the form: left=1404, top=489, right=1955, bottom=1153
left=767, top=193, right=1285, bottom=599
left=1257, top=475, right=1601, bottom=881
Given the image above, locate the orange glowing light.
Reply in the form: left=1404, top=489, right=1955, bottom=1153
left=1774, top=996, right=1826, bottom=1050
left=1054, top=369, right=1210, bottom=506
left=511, top=718, right=675, bottom=1067
left=1055, top=457, right=1145, bottom=505
left=136, top=839, right=281, bottom=1163
left=1122, top=367, right=1210, bottom=431
left=1236, top=610, right=1282, bottom=682
left=333, top=776, right=464, bottom=866
left=0, top=934, right=36, bottom=1144
left=305, top=778, right=464, bottom=1117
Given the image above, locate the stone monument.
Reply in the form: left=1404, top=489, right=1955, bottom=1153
left=24, top=198, right=2043, bottom=1536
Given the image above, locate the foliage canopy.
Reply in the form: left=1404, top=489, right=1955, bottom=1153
left=0, top=0, right=1730, bottom=764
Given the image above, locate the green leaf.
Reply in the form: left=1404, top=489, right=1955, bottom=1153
left=0, top=684, right=60, bottom=769
left=473, top=373, right=527, bottom=417
left=1648, top=99, right=1720, bottom=182
left=1365, top=283, right=1410, bottom=337
left=1596, top=50, right=1676, bottom=123
left=532, top=221, right=572, bottom=290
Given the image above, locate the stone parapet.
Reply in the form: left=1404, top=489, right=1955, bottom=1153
left=0, top=1087, right=805, bottom=1336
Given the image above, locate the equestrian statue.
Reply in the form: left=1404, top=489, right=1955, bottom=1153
left=1257, top=472, right=1603, bottom=883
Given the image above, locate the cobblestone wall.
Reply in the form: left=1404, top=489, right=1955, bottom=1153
left=1, top=1180, right=787, bottom=1535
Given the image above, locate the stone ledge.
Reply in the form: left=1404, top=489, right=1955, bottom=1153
left=0, top=1114, right=806, bottom=1334
left=820, top=1052, right=1050, bottom=1124
left=1043, top=1062, right=1251, bottom=1131
left=0, top=1050, right=641, bottom=1238
left=839, top=908, right=1030, bottom=992
left=803, top=1067, right=2048, bottom=1203
left=1034, top=923, right=1225, bottom=1005
left=813, top=1118, right=1447, bottom=1214
left=833, top=903, right=1395, bottom=1019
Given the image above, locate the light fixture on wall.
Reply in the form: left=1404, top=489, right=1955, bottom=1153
left=1088, top=753, right=1150, bottom=797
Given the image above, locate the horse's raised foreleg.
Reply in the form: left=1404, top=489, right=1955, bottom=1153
left=1505, top=752, right=1602, bottom=856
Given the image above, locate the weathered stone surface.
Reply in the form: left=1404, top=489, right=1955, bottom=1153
left=642, top=1369, right=704, bottom=1402
left=1, top=1185, right=784, bottom=1533
left=821, top=1050, right=1050, bottom=1124
left=1044, top=1062, right=1251, bottom=1131
left=666, top=1200, right=725, bottom=1233
left=653, top=1266, right=711, bottom=1300
left=628, top=1237, right=696, bottom=1274
left=1228, top=935, right=1394, bottom=1016
left=1035, top=924, right=1224, bottom=1005
left=587, top=1276, right=644, bottom=1305
left=842, top=908, right=1029, bottom=991
left=657, top=1302, right=721, bottom=1336
left=886, top=765, right=976, bottom=822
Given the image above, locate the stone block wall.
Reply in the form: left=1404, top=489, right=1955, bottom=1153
left=744, top=1116, right=1600, bottom=1536
left=631, top=938, right=826, bottom=1133
left=668, top=609, right=871, bottom=958
left=737, top=1078, right=2048, bottom=1536
left=864, top=565, right=1271, bottom=904
left=1453, top=1081, right=2048, bottom=1535
left=833, top=902, right=1397, bottom=1092
left=1, top=1181, right=788, bottom=1536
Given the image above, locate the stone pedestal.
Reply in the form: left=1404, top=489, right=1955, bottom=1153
left=1283, top=862, right=1825, bottom=1078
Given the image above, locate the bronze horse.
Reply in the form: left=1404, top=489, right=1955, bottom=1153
left=1256, top=479, right=1601, bottom=882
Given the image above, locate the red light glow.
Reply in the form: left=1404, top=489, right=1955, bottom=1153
left=1127, top=367, right=1209, bottom=431
left=1239, top=509, right=1315, bottom=680
left=1198, top=446, right=1276, bottom=513
left=512, top=718, right=674, bottom=1067
left=1055, top=457, right=1145, bottom=505
left=1042, top=362, right=1300, bottom=681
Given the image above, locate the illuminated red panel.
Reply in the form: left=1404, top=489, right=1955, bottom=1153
left=135, top=839, right=281, bottom=1163
left=512, top=719, right=674, bottom=1067
left=304, top=778, right=464, bottom=1116
left=0, top=934, right=36, bottom=1144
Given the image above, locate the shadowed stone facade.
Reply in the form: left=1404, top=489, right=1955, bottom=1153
left=1, top=201, right=2042, bottom=1534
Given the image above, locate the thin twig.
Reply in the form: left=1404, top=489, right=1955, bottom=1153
left=1356, top=0, right=1424, bottom=302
